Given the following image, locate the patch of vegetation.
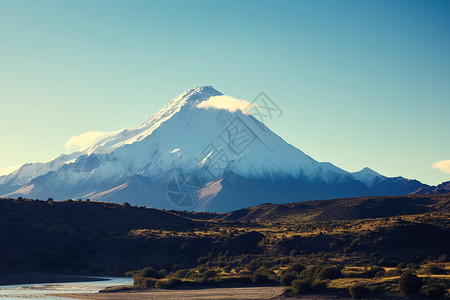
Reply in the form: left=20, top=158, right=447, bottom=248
left=349, top=284, right=370, bottom=299
left=421, top=284, right=447, bottom=298
left=399, top=272, right=423, bottom=294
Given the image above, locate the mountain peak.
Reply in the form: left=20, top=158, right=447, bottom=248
left=0, top=87, right=431, bottom=212
left=351, top=167, right=383, bottom=186
left=191, top=86, right=220, bottom=93
left=179, top=86, right=223, bottom=104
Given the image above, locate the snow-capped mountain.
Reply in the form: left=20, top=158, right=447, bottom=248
left=0, top=86, right=429, bottom=212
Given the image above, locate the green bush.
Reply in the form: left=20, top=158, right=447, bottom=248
left=203, top=269, right=217, bottom=278
left=374, top=270, right=385, bottom=278
left=311, top=280, right=328, bottom=291
left=397, top=263, right=406, bottom=269
left=399, top=273, right=422, bottom=294
left=155, top=278, right=182, bottom=289
left=317, top=266, right=342, bottom=280
left=421, top=284, right=446, bottom=298
left=280, top=273, right=297, bottom=286
left=254, top=267, right=278, bottom=281
left=291, top=279, right=312, bottom=294
left=134, top=277, right=157, bottom=288
left=136, top=267, right=165, bottom=279
left=426, top=265, right=447, bottom=275
left=290, top=263, right=306, bottom=274
left=173, top=269, right=189, bottom=278
left=239, top=270, right=252, bottom=276
left=407, top=263, right=419, bottom=270
left=298, top=266, right=320, bottom=279
left=365, top=267, right=384, bottom=278
left=384, top=268, right=402, bottom=277
left=195, top=276, right=207, bottom=284
left=349, top=285, right=370, bottom=299
left=207, top=277, right=219, bottom=285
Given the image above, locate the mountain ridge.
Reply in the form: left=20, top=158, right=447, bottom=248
left=0, top=86, right=443, bottom=212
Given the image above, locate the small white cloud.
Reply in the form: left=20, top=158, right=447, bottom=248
left=65, top=130, right=119, bottom=152
left=431, top=160, right=450, bottom=173
left=0, top=165, right=20, bottom=176
left=196, top=95, right=256, bottom=114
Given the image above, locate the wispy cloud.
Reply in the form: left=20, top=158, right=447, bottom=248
left=196, top=95, right=256, bottom=114
left=0, top=165, right=20, bottom=176
left=65, top=130, right=119, bottom=152
left=431, top=160, right=450, bottom=173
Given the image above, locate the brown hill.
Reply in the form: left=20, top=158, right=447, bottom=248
left=0, top=193, right=448, bottom=276
left=215, top=193, right=450, bottom=222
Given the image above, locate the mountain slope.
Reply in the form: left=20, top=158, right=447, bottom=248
left=0, top=86, right=433, bottom=212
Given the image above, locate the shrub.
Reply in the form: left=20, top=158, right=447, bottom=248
left=254, top=267, right=278, bottom=281
left=171, top=264, right=182, bottom=272
left=239, top=270, right=252, bottom=276
left=426, top=265, right=447, bottom=275
left=207, top=277, right=218, bottom=285
left=298, top=266, right=320, bottom=279
left=134, top=277, right=157, bottom=288
left=280, top=273, right=297, bottom=286
left=399, top=273, right=422, bottom=294
left=318, top=266, right=342, bottom=280
left=155, top=278, right=182, bottom=289
left=407, top=263, right=419, bottom=270
left=311, top=280, right=328, bottom=291
left=365, top=267, right=384, bottom=278
left=384, top=268, right=402, bottom=277
left=291, top=279, right=312, bottom=294
left=136, top=267, right=165, bottom=279
left=246, top=262, right=259, bottom=272
left=374, top=270, right=385, bottom=278
left=289, top=263, right=306, bottom=274
left=223, top=266, right=232, bottom=273
left=421, top=284, right=446, bottom=298
left=397, top=263, right=406, bottom=269
left=203, top=269, right=217, bottom=278
left=195, top=276, right=207, bottom=284
left=173, top=269, right=189, bottom=278
left=349, top=285, right=370, bottom=299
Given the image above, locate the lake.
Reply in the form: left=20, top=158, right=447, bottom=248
left=0, top=277, right=133, bottom=299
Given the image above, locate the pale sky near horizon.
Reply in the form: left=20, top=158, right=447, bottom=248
left=0, top=0, right=449, bottom=185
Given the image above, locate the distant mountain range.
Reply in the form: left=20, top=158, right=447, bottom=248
left=0, top=86, right=446, bottom=212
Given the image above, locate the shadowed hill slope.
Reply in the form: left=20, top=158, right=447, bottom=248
left=0, top=193, right=448, bottom=276
left=214, top=193, right=450, bottom=222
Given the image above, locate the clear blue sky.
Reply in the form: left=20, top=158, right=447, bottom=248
left=0, top=0, right=449, bottom=185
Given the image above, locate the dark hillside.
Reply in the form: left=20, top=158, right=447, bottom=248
left=216, top=193, right=450, bottom=222
left=0, top=194, right=448, bottom=278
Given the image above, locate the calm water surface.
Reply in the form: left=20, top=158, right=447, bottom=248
left=0, top=277, right=133, bottom=299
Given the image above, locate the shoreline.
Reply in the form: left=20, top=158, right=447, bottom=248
left=51, top=286, right=285, bottom=299
left=0, top=272, right=109, bottom=286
